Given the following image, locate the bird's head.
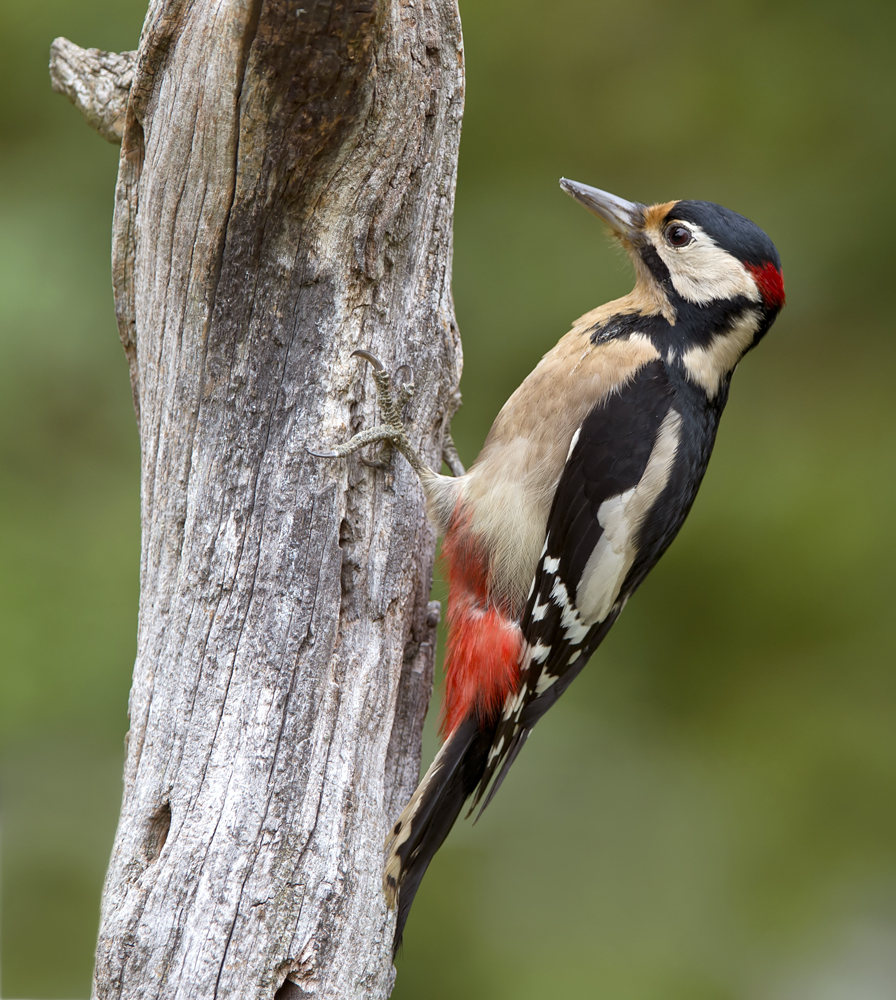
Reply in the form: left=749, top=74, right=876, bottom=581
left=560, top=177, right=785, bottom=333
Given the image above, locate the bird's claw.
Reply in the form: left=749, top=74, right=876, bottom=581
left=308, top=351, right=427, bottom=475
left=350, top=349, right=385, bottom=371
left=360, top=453, right=392, bottom=470
left=393, top=364, right=415, bottom=410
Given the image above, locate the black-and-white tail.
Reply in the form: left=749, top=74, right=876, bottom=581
left=384, top=714, right=495, bottom=952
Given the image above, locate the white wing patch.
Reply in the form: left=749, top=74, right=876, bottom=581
left=576, top=408, right=683, bottom=625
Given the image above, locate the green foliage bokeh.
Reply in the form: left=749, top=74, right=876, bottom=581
left=1, top=1, right=894, bottom=997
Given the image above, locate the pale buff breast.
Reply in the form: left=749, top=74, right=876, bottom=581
left=457, top=296, right=662, bottom=613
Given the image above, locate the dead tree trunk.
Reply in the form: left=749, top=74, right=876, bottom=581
left=49, top=0, right=463, bottom=993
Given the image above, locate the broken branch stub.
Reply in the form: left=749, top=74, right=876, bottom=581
left=51, top=0, right=463, bottom=996
left=49, top=37, right=136, bottom=143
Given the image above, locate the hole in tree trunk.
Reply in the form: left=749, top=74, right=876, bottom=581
left=146, top=800, right=171, bottom=861
left=274, top=980, right=312, bottom=999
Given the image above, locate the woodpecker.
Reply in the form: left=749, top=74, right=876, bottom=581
left=313, top=179, right=785, bottom=951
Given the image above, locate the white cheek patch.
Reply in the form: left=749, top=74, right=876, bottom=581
left=654, top=224, right=761, bottom=306
left=681, top=310, right=761, bottom=398
left=576, top=408, right=682, bottom=625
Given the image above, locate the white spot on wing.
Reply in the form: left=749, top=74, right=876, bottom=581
left=530, top=642, right=551, bottom=664
left=535, top=672, right=558, bottom=694
left=543, top=556, right=560, bottom=574
left=503, top=685, right=527, bottom=716
left=550, top=577, right=590, bottom=644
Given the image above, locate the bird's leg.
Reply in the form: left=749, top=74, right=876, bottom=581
left=441, top=431, right=465, bottom=478
left=309, top=350, right=448, bottom=478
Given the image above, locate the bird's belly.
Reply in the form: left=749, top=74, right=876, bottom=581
left=461, top=440, right=559, bottom=617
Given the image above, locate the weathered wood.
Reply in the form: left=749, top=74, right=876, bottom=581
left=51, top=0, right=464, bottom=995
left=49, top=38, right=136, bottom=143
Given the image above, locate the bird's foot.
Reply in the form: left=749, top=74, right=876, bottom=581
left=308, top=350, right=433, bottom=477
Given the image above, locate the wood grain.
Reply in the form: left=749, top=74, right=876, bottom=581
left=53, top=0, right=463, bottom=995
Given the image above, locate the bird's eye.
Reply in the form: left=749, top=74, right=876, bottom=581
left=665, top=224, right=693, bottom=248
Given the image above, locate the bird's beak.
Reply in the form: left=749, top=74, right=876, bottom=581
left=559, top=178, right=644, bottom=237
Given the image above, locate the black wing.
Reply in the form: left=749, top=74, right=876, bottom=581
left=471, top=359, right=684, bottom=813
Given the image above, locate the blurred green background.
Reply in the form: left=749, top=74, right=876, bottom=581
left=1, top=0, right=894, bottom=996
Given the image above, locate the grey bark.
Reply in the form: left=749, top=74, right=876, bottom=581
left=49, top=0, right=463, bottom=996
left=50, top=38, right=136, bottom=143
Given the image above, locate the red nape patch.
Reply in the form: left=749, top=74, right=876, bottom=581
left=439, top=517, right=523, bottom=738
left=746, top=261, right=786, bottom=310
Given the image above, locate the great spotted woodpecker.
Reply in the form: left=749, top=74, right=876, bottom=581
left=314, top=179, right=785, bottom=951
